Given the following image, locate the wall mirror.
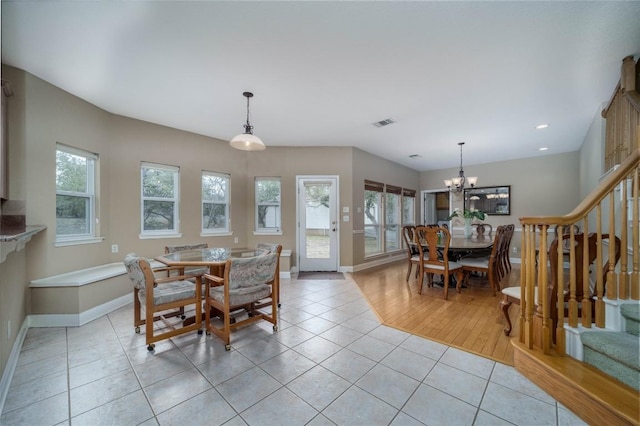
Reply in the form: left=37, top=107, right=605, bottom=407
left=464, top=185, right=511, bottom=215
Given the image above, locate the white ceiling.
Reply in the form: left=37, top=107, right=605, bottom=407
left=2, top=1, right=640, bottom=172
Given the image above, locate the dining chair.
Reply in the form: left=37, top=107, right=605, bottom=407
left=124, top=253, right=202, bottom=351
left=458, top=225, right=505, bottom=295
left=499, top=232, right=621, bottom=337
left=251, top=242, right=282, bottom=309
left=414, top=226, right=464, bottom=300
left=402, top=225, right=420, bottom=282
left=203, top=252, right=279, bottom=350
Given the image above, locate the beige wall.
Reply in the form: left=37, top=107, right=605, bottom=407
left=420, top=152, right=581, bottom=254
left=0, top=249, right=27, bottom=378
left=246, top=146, right=354, bottom=267
left=352, top=148, right=421, bottom=265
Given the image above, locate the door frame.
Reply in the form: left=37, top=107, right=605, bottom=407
left=421, top=188, right=452, bottom=225
left=296, top=175, right=340, bottom=272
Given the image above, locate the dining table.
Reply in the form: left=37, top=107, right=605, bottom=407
left=437, top=235, right=494, bottom=261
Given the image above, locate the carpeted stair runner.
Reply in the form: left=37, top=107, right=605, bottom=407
left=581, top=303, right=640, bottom=391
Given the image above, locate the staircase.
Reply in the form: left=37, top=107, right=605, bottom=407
left=581, top=303, right=640, bottom=391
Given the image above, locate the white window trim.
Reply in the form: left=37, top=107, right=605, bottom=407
left=255, top=177, right=282, bottom=233
left=55, top=144, right=98, bottom=244
left=201, top=170, right=230, bottom=235
left=140, top=162, right=180, bottom=236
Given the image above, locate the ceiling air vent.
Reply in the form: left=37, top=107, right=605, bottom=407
left=372, top=118, right=395, bottom=128
left=409, top=154, right=422, bottom=159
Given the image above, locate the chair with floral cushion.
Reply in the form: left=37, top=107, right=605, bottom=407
left=203, top=252, right=279, bottom=350
left=250, top=242, right=282, bottom=310
left=124, top=253, right=202, bottom=351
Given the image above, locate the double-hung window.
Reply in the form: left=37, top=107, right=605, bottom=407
left=385, top=185, right=402, bottom=252
left=402, top=188, right=416, bottom=226
left=255, top=177, right=281, bottom=234
left=364, top=180, right=383, bottom=256
left=140, top=162, right=180, bottom=237
left=55, top=144, right=97, bottom=243
left=202, top=171, right=230, bottom=234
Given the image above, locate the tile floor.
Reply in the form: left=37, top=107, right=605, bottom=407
left=1, top=275, right=587, bottom=426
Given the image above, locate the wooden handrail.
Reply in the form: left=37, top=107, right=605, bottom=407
left=520, top=148, right=639, bottom=225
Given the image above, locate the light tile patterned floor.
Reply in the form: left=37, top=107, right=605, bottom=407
left=1, top=275, right=587, bottom=425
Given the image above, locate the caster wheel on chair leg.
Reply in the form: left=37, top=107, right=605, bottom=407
left=206, top=330, right=211, bottom=335
left=278, top=303, right=281, bottom=308
left=181, top=315, right=186, bottom=320
left=273, top=325, right=278, bottom=332
left=147, top=343, right=155, bottom=352
left=197, top=329, right=203, bottom=335
left=225, top=344, right=231, bottom=351
left=135, top=326, right=140, bottom=334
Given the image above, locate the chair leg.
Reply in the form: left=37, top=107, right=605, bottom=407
left=443, top=274, right=449, bottom=300
left=406, top=262, right=412, bottom=282
left=455, top=270, right=463, bottom=294
left=500, top=298, right=513, bottom=336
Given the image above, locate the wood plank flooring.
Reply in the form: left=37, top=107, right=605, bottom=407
left=351, top=260, right=521, bottom=365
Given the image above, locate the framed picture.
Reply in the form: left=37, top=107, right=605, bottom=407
left=464, top=185, right=511, bottom=215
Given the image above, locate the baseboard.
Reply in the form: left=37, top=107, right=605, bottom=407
left=0, top=318, right=29, bottom=416
left=352, top=253, right=405, bottom=273
left=28, top=293, right=131, bottom=328
left=513, top=340, right=640, bottom=426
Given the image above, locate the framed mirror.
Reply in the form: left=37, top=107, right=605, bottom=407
left=464, top=185, right=511, bottom=215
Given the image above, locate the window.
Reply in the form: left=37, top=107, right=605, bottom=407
left=141, top=163, right=179, bottom=236
left=56, top=144, right=97, bottom=241
left=385, top=185, right=401, bottom=252
left=202, top=171, right=230, bottom=234
left=364, top=180, right=383, bottom=256
left=255, top=177, right=281, bottom=233
left=402, top=188, right=416, bottom=225
left=364, top=181, right=416, bottom=257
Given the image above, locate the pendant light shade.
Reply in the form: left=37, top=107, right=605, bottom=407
left=230, top=91, right=265, bottom=151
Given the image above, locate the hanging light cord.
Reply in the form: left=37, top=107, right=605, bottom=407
left=243, top=92, right=254, bottom=135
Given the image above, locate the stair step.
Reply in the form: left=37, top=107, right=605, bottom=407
left=581, top=331, right=640, bottom=391
left=621, top=303, right=640, bottom=337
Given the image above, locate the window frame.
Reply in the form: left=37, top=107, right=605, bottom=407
left=140, top=162, right=181, bottom=238
left=255, top=177, right=282, bottom=235
left=55, top=144, right=98, bottom=244
left=364, top=180, right=384, bottom=257
left=201, top=170, right=231, bottom=235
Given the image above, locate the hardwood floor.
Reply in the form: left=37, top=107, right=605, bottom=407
left=351, top=260, right=521, bottom=365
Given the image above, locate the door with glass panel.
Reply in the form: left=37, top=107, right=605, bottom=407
left=297, top=176, right=339, bottom=272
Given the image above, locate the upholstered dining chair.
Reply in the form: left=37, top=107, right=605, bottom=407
left=414, top=226, right=464, bottom=300
left=251, top=242, right=283, bottom=309
left=458, top=225, right=505, bottom=295
left=402, top=225, right=420, bottom=282
left=124, top=253, right=202, bottom=351
left=203, top=252, right=279, bottom=350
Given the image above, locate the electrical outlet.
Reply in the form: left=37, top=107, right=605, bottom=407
left=233, top=237, right=239, bottom=244
left=111, top=244, right=119, bottom=253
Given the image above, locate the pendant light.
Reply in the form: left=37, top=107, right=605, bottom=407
left=230, top=91, right=265, bottom=151
left=443, top=142, right=477, bottom=192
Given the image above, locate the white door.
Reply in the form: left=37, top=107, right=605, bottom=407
left=297, top=176, right=339, bottom=272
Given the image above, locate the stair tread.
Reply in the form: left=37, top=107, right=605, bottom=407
left=582, top=331, right=640, bottom=370
left=621, top=303, right=640, bottom=322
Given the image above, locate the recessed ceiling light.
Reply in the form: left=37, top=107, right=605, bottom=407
left=539, top=147, right=549, bottom=151
left=535, top=124, right=549, bottom=130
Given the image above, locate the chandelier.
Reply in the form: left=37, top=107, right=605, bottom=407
left=443, top=142, right=477, bottom=193
left=230, top=91, right=265, bottom=151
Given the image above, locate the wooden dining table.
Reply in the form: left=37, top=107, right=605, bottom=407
left=437, top=235, right=494, bottom=261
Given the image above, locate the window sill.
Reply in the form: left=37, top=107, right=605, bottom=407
left=138, top=233, right=182, bottom=240
left=200, top=232, right=232, bottom=237
left=55, top=236, right=104, bottom=247
left=253, top=230, right=283, bottom=236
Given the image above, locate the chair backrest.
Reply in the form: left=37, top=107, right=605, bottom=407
left=415, top=225, right=451, bottom=265
left=165, top=243, right=208, bottom=254
left=124, top=253, right=151, bottom=290
left=225, top=252, right=278, bottom=290
left=549, top=232, right=621, bottom=302
left=255, top=242, right=282, bottom=256
left=402, top=225, right=418, bottom=256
